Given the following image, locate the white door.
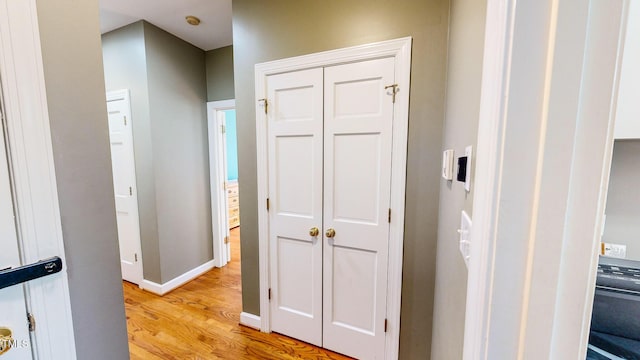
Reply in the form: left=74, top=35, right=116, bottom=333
left=0, top=120, right=33, bottom=359
left=268, top=68, right=324, bottom=346
left=266, top=58, right=395, bottom=358
left=323, top=58, right=395, bottom=359
left=106, top=90, right=143, bottom=285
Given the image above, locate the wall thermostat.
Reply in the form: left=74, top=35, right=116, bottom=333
left=456, top=146, right=473, bottom=192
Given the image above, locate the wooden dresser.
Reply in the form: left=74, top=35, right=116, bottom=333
left=227, top=180, right=240, bottom=229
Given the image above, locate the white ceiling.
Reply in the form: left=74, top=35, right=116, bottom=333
left=99, top=0, right=232, bottom=51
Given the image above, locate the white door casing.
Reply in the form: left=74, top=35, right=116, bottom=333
left=106, top=90, right=143, bottom=285
left=220, top=110, right=231, bottom=261
left=208, top=100, right=235, bottom=268
left=463, top=0, right=626, bottom=358
left=267, top=68, right=324, bottom=346
left=255, top=37, right=411, bottom=360
left=322, top=58, right=395, bottom=359
left=0, top=112, right=32, bottom=359
left=0, top=0, right=76, bottom=358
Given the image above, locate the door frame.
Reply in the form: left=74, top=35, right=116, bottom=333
left=254, top=37, right=412, bottom=359
left=463, top=0, right=626, bottom=358
left=106, top=89, right=144, bottom=285
left=208, top=99, right=235, bottom=268
left=0, top=0, right=77, bottom=358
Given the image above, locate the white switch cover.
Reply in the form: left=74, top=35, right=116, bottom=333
left=459, top=211, right=472, bottom=268
left=442, top=149, right=455, bottom=180
left=464, top=146, right=472, bottom=192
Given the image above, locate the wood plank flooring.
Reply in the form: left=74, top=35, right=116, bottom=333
left=123, top=228, right=351, bottom=360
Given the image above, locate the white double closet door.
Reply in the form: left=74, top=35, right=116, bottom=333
left=267, top=57, right=395, bottom=359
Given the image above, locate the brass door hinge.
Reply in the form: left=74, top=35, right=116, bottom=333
left=258, top=98, right=268, bottom=115
left=27, top=313, right=36, bottom=332
left=268, top=288, right=272, bottom=301
left=221, top=124, right=226, bottom=134
left=224, top=236, right=229, bottom=244
left=388, top=208, right=391, bottom=223
left=266, top=198, right=270, bottom=211
left=384, top=318, right=388, bottom=333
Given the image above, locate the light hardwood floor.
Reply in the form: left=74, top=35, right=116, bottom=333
left=123, top=227, right=351, bottom=359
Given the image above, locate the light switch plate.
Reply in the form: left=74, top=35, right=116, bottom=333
left=464, top=146, right=472, bottom=192
left=459, top=210, right=472, bottom=268
left=442, top=149, right=454, bottom=180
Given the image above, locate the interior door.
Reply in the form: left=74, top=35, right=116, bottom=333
left=322, top=57, right=395, bottom=359
left=107, top=92, right=143, bottom=284
left=0, top=122, right=34, bottom=359
left=265, top=58, right=396, bottom=358
left=267, top=68, right=324, bottom=346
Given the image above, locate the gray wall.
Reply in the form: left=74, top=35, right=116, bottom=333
left=206, top=46, right=235, bottom=101
left=232, top=1, right=449, bottom=358
left=143, top=23, right=212, bottom=283
left=35, top=0, right=130, bottom=358
left=431, top=0, right=487, bottom=357
left=603, top=140, right=640, bottom=260
left=102, top=22, right=161, bottom=282
left=102, top=21, right=212, bottom=284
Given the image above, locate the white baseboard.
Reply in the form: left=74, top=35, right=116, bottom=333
left=140, top=259, right=215, bottom=296
left=240, top=312, right=261, bottom=330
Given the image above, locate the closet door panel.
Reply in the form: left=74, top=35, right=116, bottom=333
left=267, top=68, right=324, bottom=346
left=323, top=57, right=396, bottom=359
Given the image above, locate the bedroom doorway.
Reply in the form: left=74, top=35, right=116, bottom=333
left=208, top=100, right=240, bottom=267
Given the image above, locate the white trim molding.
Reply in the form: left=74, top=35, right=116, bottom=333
left=207, top=99, right=236, bottom=268
left=464, top=0, right=626, bottom=358
left=240, top=312, right=261, bottom=330
left=254, top=37, right=412, bottom=360
left=141, top=260, right=215, bottom=296
left=0, top=1, right=77, bottom=359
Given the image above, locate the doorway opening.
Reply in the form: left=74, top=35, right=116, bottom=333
left=254, top=37, right=412, bottom=359
left=588, top=3, right=640, bottom=358
left=208, top=100, right=240, bottom=268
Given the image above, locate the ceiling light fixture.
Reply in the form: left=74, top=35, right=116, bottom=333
left=185, top=16, right=201, bottom=26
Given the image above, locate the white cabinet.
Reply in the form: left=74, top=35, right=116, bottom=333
left=615, top=1, right=640, bottom=139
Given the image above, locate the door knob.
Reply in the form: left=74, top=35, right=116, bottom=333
left=309, top=227, right=320, bottom=237
left=0, top=327, right=13, bottom=355
left=325, top=228, right=336, bottom=238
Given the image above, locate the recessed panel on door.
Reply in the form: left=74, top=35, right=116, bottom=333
left=275, top=135, right=315, bottom=217
left=275, top=86, right=316, bottom=122
left=267, top=68, right=324, bottom=346
left=333, top=133, right=382, bottom=224
left=331, top=246, right=378, bottom=334
left=276, top=236, right=315, bottom=316
left=323, top=57, right=395, bottom=359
